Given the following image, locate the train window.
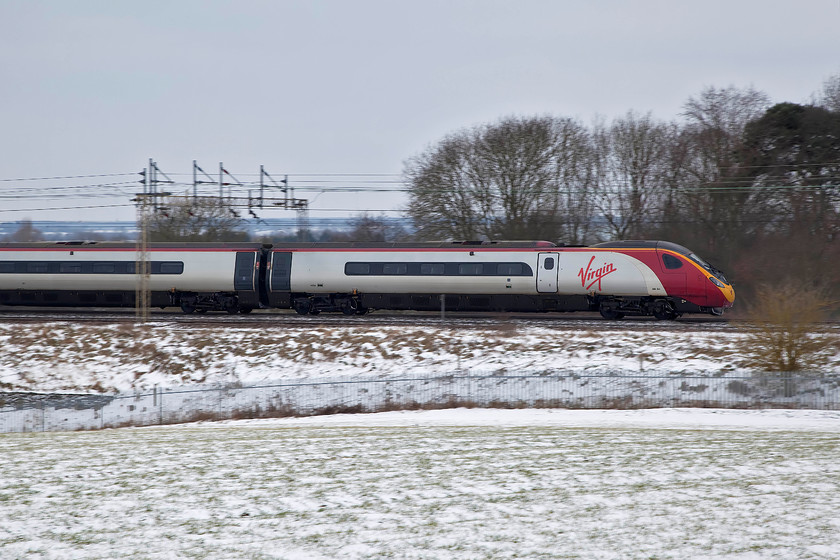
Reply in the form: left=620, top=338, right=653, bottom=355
left=543, top=258, right=555, bottom=271
left=158, top=262, right=184, bottom=274
left=0, top=260, right=182, bottom=274
left=344, top=261, right=532, bottom=276
left=382, top=263, right=407, bottom=275
left=497, top=263, right=526, bottom=276
left=459, top=263, right=483, bottom=275
left=93, top=263, right=116, bottom=274
left=420, top=263, right=445, bottom=275
left=662, top=254, right=683, bottom=270
left=345, top=262, right=370, bottom=275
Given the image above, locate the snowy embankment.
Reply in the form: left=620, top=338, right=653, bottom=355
left=5, top=318, right=836, bottom=394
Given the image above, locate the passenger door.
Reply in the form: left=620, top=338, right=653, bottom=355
left=270, top=252, right=292, bottom=291
left=537, top=253, right=558, bottom=293
left=234, top=251, right=257, bottom=291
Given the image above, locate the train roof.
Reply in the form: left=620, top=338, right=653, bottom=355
left=0, top=241, right=265, bottom=250
left=0, top=240, right=560, bottom=250
left=0, top=240, right=695, bottom=254
left=591, top=240, right=693, bottom=255
left=270, top=240, right=560, bottom=249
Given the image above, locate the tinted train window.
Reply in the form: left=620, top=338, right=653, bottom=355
left=382, top=263, right=407, bottom=275
left=60, top=263, right=82, bottom=273
left=420, top=263, right=445, bottom=275
left=662, top=254, right=683, bottom=270
left=93, top=263, right=115, bottom=274
left=345, top=262, right=371, bottom=275
left=158, top=262, right=184, bottom=274
left=543, top=258, right=555, bottom=271
left=0, top=260, right=184, bottom=274
left=497, top=263, right=524, bottom=276
left=458, top=263, right=483, bottom=275
left=345, top=261, right=533, bottom=277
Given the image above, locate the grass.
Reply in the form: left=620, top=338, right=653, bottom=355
left=2, top=322, right=839, bottom=398
left=1, top=422, right=839, bottom=559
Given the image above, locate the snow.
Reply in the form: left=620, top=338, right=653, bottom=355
left=2, top=318, right=837, bottom=394
left=1, top=408, right=839, bottom=559
left=229, top=406, right=840, bottom=432
left=2, top=316, right=840, bottom=558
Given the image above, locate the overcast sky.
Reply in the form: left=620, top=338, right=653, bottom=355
left=2, top=0, right=839, bottom=222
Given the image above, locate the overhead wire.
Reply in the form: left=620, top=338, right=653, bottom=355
left=0, top=165, right=838, bottom=215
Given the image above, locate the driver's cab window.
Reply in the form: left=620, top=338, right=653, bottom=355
left=662, top=254, right=683, bottom=270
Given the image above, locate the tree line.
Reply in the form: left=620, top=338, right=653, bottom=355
left=404, top=79, right=840, bottom=306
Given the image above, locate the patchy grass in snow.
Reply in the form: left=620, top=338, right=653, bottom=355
left=1, top=322, right=838, bottom=393
left=1, top=420, right=838, bottom=559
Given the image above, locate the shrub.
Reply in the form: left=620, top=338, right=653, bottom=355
left=741, top=282, right=838, bottom=372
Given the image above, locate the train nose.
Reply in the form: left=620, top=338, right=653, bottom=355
left=708, top=276, right=735, bottom=307
left=718, top=283, right=735, bottom=307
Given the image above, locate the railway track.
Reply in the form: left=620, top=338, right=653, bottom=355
left=0, top=307, right=736, bottom=332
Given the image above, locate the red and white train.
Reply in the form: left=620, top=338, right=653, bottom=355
left=0, top=240, right=734, bottom=319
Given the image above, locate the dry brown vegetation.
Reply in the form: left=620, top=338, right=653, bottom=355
left=741, top=283, right=839, bottom=372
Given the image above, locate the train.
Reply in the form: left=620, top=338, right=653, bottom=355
left=0, top=239, right=735, bottom=319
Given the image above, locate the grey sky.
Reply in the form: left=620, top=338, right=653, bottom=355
left=2, top=0, right=839, bottom=222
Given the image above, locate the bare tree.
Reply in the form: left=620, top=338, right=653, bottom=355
left=549, top=118, right=596, bottom=244
left=590, top=111, right=670, bottom=240
left=816, top=72, right=840, bottom=112
left=405, top=115, right=596, bottom=243
left=148, top=197, right=250, bottom=242
left=404, top=133, right=483, bottom=240
left=676, top=85, right=772, bottom=260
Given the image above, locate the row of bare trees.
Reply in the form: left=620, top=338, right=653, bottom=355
left=404, top=79, right=840, bottom=305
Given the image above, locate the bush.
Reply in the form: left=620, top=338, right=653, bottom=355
left=741, top=283, right=838, bottom=372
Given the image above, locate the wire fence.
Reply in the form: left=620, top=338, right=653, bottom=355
left=2, top=371, right=839, bottom=433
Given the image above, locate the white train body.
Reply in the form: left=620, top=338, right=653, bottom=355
left=0, top=246, right=241, bottom=292
left=280, top=248, right=666, bottom=297
left=0, top=240, right=734, bottom=319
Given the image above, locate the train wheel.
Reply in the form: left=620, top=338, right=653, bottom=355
left=239, top=307, right=253, bottom=314
left=294, top=300, right=311, bottom=315
left=653, top=301, right=677, bottom=321
left=341, top=299, right=358, bottom=316
left=180, top=303, right=196, bottom=314
left=599, top=305, right=624, bottom=320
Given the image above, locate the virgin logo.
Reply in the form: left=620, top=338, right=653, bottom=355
left=578, top=255, right=617, bottom=291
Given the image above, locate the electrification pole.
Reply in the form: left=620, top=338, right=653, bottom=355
left=133, top=159, right=172, bottom=323
left=135, top=161, right=151, bottom=323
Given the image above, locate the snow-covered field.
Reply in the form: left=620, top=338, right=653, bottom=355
left=2, top=319, right=837, bottom=393
left=2, top=408, right=839, bottom=559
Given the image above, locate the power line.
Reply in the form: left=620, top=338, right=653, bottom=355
left=0, top=173, right=136, bottom=182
